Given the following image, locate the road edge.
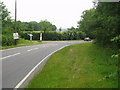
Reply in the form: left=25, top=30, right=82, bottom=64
left=14, top=45, right=69, bottom=89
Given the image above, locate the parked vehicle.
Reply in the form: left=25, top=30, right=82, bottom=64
left=84, top=37, right=91, bottom=41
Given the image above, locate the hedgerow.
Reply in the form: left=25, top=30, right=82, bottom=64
left=20, top=31, right=86, bottom=41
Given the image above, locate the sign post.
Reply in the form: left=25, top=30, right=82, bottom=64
left=40, top=33, right=42, bottom=41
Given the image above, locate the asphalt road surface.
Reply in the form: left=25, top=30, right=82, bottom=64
left=2, top=41, right=87, bottom=88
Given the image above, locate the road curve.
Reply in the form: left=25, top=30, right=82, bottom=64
left=2, top=41, right=87, bottom=88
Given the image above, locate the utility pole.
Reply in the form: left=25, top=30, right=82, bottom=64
left=14, top=0, right=17, bottom=45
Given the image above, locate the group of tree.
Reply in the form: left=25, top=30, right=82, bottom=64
left=67, top=26, right=79, bottom=31
left=0, top=2, right=57, bottom=46
left=1, top=1, right=57, bottom=33
left=17, top=20, right=57, bottom=32
left=1, top=2, right=15, bottom=46
left=77, top=2, right=120, bottom=79
left=77, top=2, right=120, bottom=49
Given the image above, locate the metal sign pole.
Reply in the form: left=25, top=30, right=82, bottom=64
left=14, top=0, right=17, bottom=45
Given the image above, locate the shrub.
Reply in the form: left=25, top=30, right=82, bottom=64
left=2, top=27, right=15, bottom=46
left=2, top=34, right=14, bottom=46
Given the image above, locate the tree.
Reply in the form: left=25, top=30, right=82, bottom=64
left=51, top=25, right=57, bottom=31
left=67, top=26, right=76, bottom=31
left=39, top=20, right=56, bottom=32
left=1, top=2, right=15, bottom=46
left=0, top=2, right=11, bottom=27
left=77, top=8, right=96, bottom=38
left=27, top=21, right=40, bottom=31
left=0, top=2, right=13, bottom=34
left=94, top=2, right=120, bottom=46
left=59, top=27, right=62, bottom=31
left=78, top=2, right=120, bottom=46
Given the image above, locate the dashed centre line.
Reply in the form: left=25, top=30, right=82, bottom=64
left=27, top=48, right=38, bottom=52
left=0, top=53, right=21, bottom=60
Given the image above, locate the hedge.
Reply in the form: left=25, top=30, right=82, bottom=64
left=2, top=31, right=86, bottom=46
left=20, top=31, right=86, bottom=41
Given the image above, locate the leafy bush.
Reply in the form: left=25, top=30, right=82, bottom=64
left=2, top=34, right=14, bottom=46
left=2, top=27, right=15, bottom=46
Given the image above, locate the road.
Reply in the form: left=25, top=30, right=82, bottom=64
left=2, top=41, right=87, bottom=88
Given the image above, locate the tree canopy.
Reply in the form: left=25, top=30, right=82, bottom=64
left=78, top=2, right=120, bottom=47
left=39, top=20, right=57, bottom=32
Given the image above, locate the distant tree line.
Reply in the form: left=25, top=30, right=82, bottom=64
left=16, top=20, right=57, bottom=32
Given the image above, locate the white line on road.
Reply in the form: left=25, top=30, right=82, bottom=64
left=27, top=48, right=38, bottom=52
left=14, top=45, right=69, bottom=88
left=0, top=53, right=21, bottom=60
left=42, top=46, right=46, bottom=48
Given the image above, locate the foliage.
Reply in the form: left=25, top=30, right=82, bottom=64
left=0, top=2, right=11, bottom=27
left=67, top=26, right=76, bottom=31
left=2, top=34, right=14, bottom=46
left=78, top=9, right=96, bottom=38
left=59, top=27, right=62, bottom=31
left=39, top=20, right=57, bottom=32
left=67, top=27, right=81, bottom=31
left=95, top=2, right=119, bottom=46
left=111, top=35, right=120, bottom=62
left=1, top=2, right=58, bottom=46
left=78, top=3, right=120, bottom=83
left=15, top=20, right=57, bottom=32
left=78, top=2, right=120, bottom=47
left=0, top=2, right=15, bottom=46
left=111, top=35, right=120, bottom=49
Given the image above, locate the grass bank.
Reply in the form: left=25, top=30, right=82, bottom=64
left=1, top=39, right=44, bottom=50
left=26, top=42, right=118, bottom=88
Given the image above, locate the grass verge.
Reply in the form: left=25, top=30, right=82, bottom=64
left=26, top=42, right=118, bottom=88
left=0, top=39, right=44, bottom=50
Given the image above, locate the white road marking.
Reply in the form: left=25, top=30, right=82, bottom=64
left=27, top=48, right=38, bottom=52
left=51, top=44, right=58, bottom=46
left=43, top=44, right=57, bottom=47
left=42, top=46, right=46, bottom=48
left=14, top=45, right=69, bottom=88
left=0, top=53, right=21, bottom=60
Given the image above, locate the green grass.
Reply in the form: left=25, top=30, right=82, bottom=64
left=0, top=39, right=44, bottom=49
left=26, top=42, right=118, bottom=88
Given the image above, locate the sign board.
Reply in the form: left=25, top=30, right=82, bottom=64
left=13, top=33, right=19, bottom=39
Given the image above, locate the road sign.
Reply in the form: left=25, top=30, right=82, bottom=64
left=13, top=33, right=19, bottom=39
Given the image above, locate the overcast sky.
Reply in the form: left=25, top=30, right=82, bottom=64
left=1, top=0, right=94, bottom=29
